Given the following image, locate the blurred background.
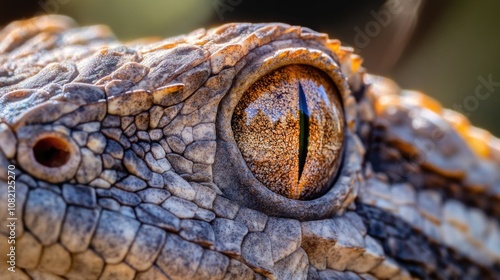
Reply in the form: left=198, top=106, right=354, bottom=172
left=1, top=0, right=499, bottom=135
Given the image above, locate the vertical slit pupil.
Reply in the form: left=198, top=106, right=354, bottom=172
left=298, top=82, right=309, bottom=181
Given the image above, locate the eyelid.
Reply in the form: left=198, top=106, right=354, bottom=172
left=16, top=126, right=81, bottom=183
left=214, top=47, right=362, bottom=220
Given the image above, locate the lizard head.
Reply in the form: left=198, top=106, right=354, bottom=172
left=0, top=16, right=499, bottom=279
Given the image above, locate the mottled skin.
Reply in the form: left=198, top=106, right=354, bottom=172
left=0, top=16, right=499, bottom=280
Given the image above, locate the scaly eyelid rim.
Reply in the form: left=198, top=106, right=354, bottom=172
left=16, top=125, right=81, bottom=183
left=214, top=47, right=361, bottom=220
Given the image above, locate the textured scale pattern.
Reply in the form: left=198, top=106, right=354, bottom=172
left=0, top=15, right=499, bottom=280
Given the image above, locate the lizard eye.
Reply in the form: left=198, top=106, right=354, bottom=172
left=17, top=130, right=81, bottom=183
left=231, top=64, right=344, bottom=200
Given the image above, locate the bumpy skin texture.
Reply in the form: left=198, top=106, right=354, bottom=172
left=0, top=16, right=499, bottom=280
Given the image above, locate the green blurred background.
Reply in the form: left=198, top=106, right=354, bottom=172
left=2, top=0, right=499, bottom=135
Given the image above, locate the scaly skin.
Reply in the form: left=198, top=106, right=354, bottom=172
left=0, top=15, right=499, bottom=280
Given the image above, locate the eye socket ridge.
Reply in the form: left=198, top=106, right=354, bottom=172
left=214, top=46, right=360, bottom=220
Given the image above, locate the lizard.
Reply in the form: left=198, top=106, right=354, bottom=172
left=0, top=15, right=499, bottom=280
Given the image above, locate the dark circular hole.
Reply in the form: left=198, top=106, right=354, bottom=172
left=33, top=137, right=71, bottom=168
